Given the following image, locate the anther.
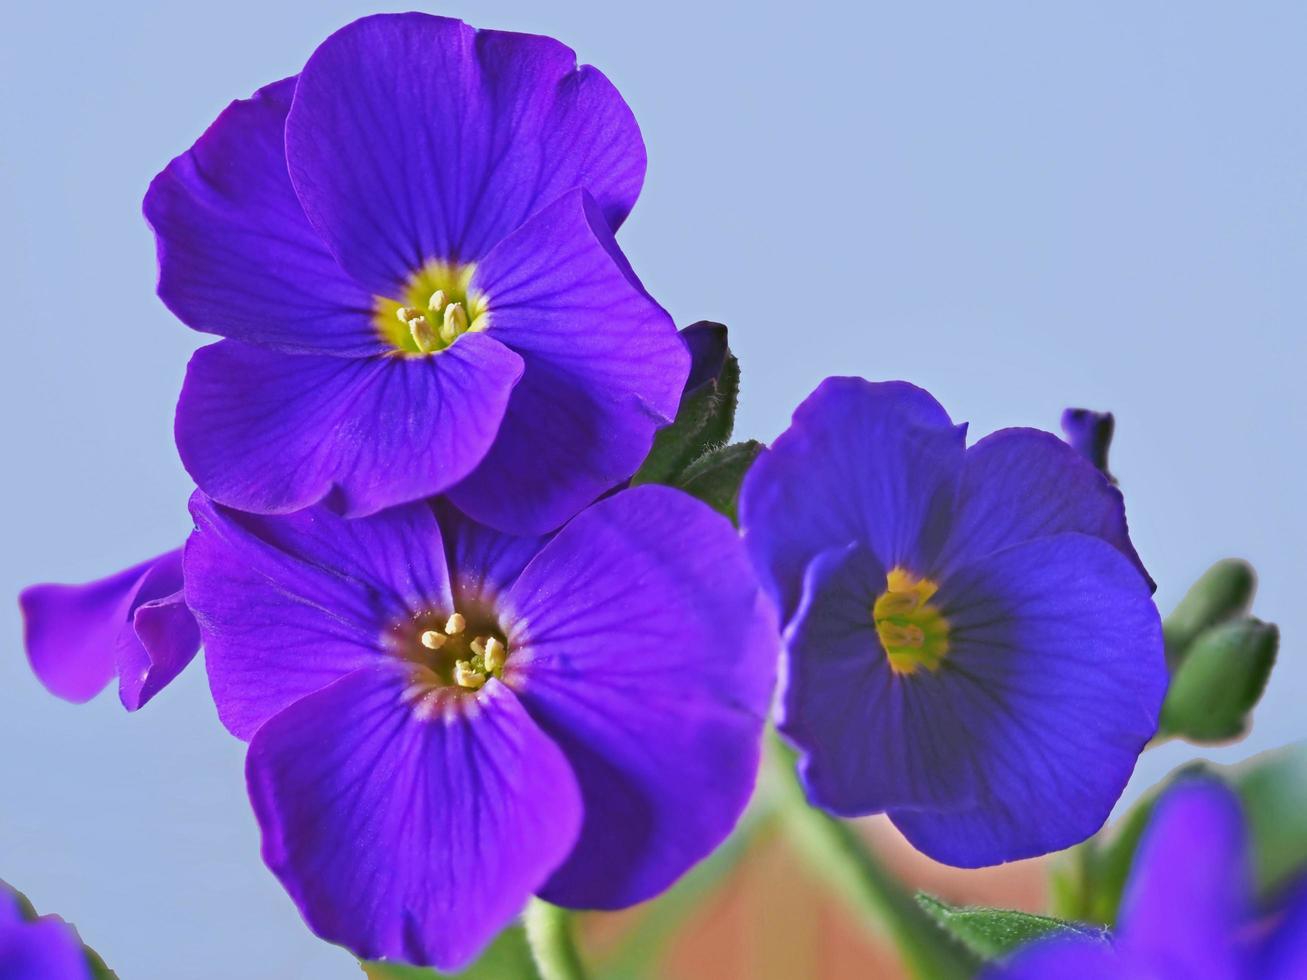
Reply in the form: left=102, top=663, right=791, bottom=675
left=408, top=315, right=438, bottom=353
left=419, top=630, right=446, bottom=650
left=396, top=306, right=424, bottom=323
left=469, top=637, right=486, bottom=658
left=444, top=613, right=466, bottom=635
left=880, top=622, right=925, bottom=648
left=877, top=591, right=921, bottom=616
left=483, top=636, right=506, bottom=672
left=441, top=302, right=468, bottom=344
left=428, top=289, right=446, bottom=312
left=453, top=660, right=485, bottom=690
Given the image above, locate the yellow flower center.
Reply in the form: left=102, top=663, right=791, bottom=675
left=373, top=261, right=490, bottom=356
left=388, top=608, right=509, bottom=702
left=873, top=568, right=950, bottom=675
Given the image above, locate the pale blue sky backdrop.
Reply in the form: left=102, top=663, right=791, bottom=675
left=2, top=2, right=1303, bottom=976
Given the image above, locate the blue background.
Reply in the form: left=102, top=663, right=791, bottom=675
left=2, top=2, right=1302, bottom=976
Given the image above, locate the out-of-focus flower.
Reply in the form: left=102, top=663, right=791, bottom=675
left=183, top=486, right=776, bottom=968
left=1061, top=408, right=1116, bottom=482
left=20, top=549, right=200, bottom=710
left=740, top=378, right=1165, bottom=866
left=146, top=13, right=687, bottom=534
left=989, top=778, right=1307, bottom=979
left=1, top=881, right=94, bottom=980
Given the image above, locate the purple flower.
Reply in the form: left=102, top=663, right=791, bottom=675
left=182, top=485, right=776, bottom=967
left=146, top=13, right=688, bottom=534
left=1, top=882, right=93, bottom=979
left=989, top=778, right=1307, bottom=979
left=20, top=550, right=200, bottom=710
left=739, top=379, right=1166, bottom=866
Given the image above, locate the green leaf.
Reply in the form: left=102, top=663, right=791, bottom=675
left=1158, top=618, right=1278, bottom=744
left=1162, top=559, right=1256, bottom=667
left=361, top=924, right=538, bottom=979
left=632, top=329, right=740, bottom=487
left=674, top=441, right=762, bottom=523
left=1052, top=741, right=1307, bottom=924
left=916, top=894, right=1108, bottom=960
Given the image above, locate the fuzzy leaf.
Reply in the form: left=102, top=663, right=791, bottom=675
left=675, top=441, right=762, bottom=523
left=916, top=894, right=1108, bottom=960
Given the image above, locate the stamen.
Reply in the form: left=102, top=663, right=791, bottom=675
left=444, top=613, right=466, bottom=635
left=469, top=637, right=487, bottom=658
left=483, top=637, right=506, bottom=673
left=428, top=289, right=446, bottom=312
left=453, top=660, right=486, bottom=690
left=396, top=306, right=424, bottom=323
left=419, top=630, right=446, bottom=650
left=408, top=316, right=438, bottom=353
left=441, top=302, right=468, bottom=344
left=879, top=622, right=925, bottom=648
left=876, top=590, right=921, bottom=616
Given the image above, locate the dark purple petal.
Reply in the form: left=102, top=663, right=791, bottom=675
left=1116, top=779, right=1248, bottom=979
left=448, top=191, right=687, bottom=534
left=1061, top=407, right=1116, bottom=481
left=680, top=321, right=728, bottom=394
left=501, top=486, right=777, bottom=907
left=285, top=13, right=645, bottom=293
left=933, top=427, right=1153, bottom=591
left=19, top=550, right=199, bottom=709
left=185, top=494, right=452, bottom=739
left=887, top=533, right=1166, bottom=866
left=778, top=544, right=978, bottom=815
left=434, top=501, right=551, bottom=611
left=984, top=939, right=1134, bottom=980
left=175, top=337, right=522, bottom=518
left=740, top=378, right=966, bottom=626
left=0, top=916, right=92, bottom=980
left=144, top=77, right=381, bottom=356
left=246, top=666, right=581, bottom=970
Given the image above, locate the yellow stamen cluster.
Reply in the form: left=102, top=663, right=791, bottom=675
left=873, top=568, right=950, bottom=675
left=374, top=261, right=489, bottom=356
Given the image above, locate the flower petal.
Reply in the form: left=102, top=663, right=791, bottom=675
left=285, top=13, right=645, bottom=293
left=933, top=427, right=1152, bottom=590
left=144, top=77, right=381, bottom=356
left=1116, top=779, right=1248, bottom=979
left=175, top=336, right=523, bottom=517
left=246, top=667, right=581, bottom=970
left=501, top=486, right=777, bottom=907
left=0, top=916, right=92, bottom=980
left=434, top=501, right=551, bottom=611
left=779, top=544, right=978, bottom=815
left=1259, top=882, right=1307, bottom=980
left=740, top=378, right=966, bottom=626
left=448, top=190, right=687, bottom=534
left=984, top=939, right=1134, bottom=980
left=185, top=494, right=452, bottom=739
left=19, top=550, right=199, bottom=709
left=888, top=533, right=1166, bottom=867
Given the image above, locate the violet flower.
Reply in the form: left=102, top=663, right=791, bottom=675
left=146, top=13, right=688, bottom=534
left=989, top=778, right=1307, bottom=979
left=1, top=882, right=93, bottom=979
left=182, top=485, right=776, bottom=967
left=20, top=550, right=200, bottom=710
left=739, top=378, right=1166, bottom=866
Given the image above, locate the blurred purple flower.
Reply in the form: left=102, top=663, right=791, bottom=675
left=146, top=13, right=688, bottom=534
left=20, top=549, right=200, bottom=711
left=1, top=882, right=93, bottom=979
left=740, top=378, right=1165, bottom=866
left=990, top=778, right=1307, bottom=979
left=182, top=486, right=776, bottom=968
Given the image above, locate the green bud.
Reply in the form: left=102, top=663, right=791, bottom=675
left=1162, top=559, right=1256, bottom=667
left=1159, top=618, right=1278, bottom=744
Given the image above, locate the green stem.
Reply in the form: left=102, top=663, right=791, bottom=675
left=767, top=733, right=975, bottom=980
left=524, top=899, right=588, bottom=980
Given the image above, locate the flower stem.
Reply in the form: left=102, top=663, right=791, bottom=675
left=767, top=733, right=975, bottom=980
left=524, top=898, right=588, bottom=980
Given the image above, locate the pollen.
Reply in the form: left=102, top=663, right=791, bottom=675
left=419, top=630, right=446, bottom=650
left=873, top=568, right=949, bottom=675
left=444, top=613, right=466, bottom=635
left=372, top=261, right=489, bottom=356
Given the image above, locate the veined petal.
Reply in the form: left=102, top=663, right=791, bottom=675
left=1116, top=779, right=1248, bottom=980
left=285, top=13, right=645, bottom=293
left=175, top=337, right=523, bottom=518
left=740, top=378, right=966, bottom=626
left=779, top=544, right=978, bottom=815
left=19, top=550, right=199, bottom=709
left=144, top=77, right=381, bottom=356
left=434, top=501, right=551, bottom=611
left=888, top=533, right=1166, bottom=867
left=449, top=191, right=687, bottom=534
left=246, top=667, right=581, bottom=970
left=933, top=427, right=1152, bottom=590
left=185, top=494, right=453, bottom=739
left=501, top=486, right=777, bottom=907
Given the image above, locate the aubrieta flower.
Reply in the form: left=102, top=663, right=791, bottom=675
left=183, top=485, right=776, bottom=967
left=146, top=13, right=688, bottom=534
left=1, top=881, right=92, bottom=979
left=990, top=778, right=1307, bottom=979
left=20, top=549, right=200, bottom=710
left=739, top=379, right=1167, bottom=866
